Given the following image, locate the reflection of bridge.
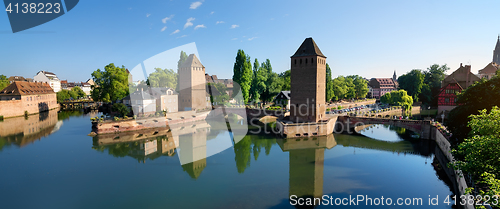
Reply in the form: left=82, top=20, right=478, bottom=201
left=337, top=116, right=433, bottom=139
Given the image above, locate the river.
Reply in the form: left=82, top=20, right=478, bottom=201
left=0, top=110, right=457, bottom=208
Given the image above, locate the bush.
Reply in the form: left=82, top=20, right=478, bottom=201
left=113, top=116, right=119, bottom=121
left=112, top=103, right=130, bottom=117
left=124, top=116, right=129, bottom=120
left=24, top=110, right=29, bottom=118
left=0, top=115, right=3, bottom=121
left=99, top=118, right=104, bottom=122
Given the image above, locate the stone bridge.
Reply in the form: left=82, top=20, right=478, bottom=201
left=337, top=116, right=433, bottom=139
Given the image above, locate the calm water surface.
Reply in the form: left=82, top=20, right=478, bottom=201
left=0, top=110, right=455, bottom=208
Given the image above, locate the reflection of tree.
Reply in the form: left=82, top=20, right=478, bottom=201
left=234, top=135, right=252, bottom=173
left=233, top=134, right=277, bottom=173
left=58, top=110, right=84, bottom=121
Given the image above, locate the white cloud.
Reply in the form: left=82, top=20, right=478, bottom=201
left=190, top=1, right=202, bottom=9
left=177, top=35, right=187, bottom=39
left=216, top=21, right=225, bottom=24
left=146, top=13, right=151, bottom=17
left=194, top=24, right=206, bottom=30
left=230, top=24, right=239, bottom=29
left=184, top=17, right=195, bottom=29
left=162, top=15, right=174, bottom=24
left=248, top=37, right=257, bottom=41
left=210, top=11, right=215, bottom=15
left=161, top=26, right=167, bottom=32
left=171, top=29, right=180, bottom=35
left=231, top=38, right=237, bottom=41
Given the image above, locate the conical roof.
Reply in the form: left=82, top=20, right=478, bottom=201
left=496, top=35, right=500, bottom=50
left=291, top=37, right=326, bottom=58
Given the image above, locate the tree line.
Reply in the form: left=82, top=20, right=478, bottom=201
left=233, top=49, right=369, bottom=105
left=397, top=64, right=449, bottom=106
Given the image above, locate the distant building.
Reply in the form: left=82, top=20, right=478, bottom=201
left=60, top=80, right=68, bottom=90
left=75, top=82, right=92, bottom=96
left=368, top=78, right=397, bottom=99
left=205, top=73, right=234, bottom=97
left=438, top=63, right=481, bottom=115
left=0, top=81, right=58, bottom=118
left=123, top=89, right=156, bottom=116
left=8, top=76, right=32, bottom=83
left=150, top=87, right=178, bottom=113
left=33, top=71, right=61, bottom=92
left=477, top=62, right=499, bottom=80
left=275, top=91, right=290, bottom=109
left=178, top=54, right=210, bottom=111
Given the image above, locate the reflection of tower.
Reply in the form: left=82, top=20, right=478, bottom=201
left=278, top=135, right=336, bottom=206
left=178, top=54, right=209, bottom=111
left=178, top=125, right=210, bottom=179
left=290, top=38, right=327, bottom=123
left=289, top=149, right=325, bottom=200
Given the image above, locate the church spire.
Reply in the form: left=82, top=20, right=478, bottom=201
left=393, top=70, right=397, bottom=81
left=494, top=36, right=500, bottom=64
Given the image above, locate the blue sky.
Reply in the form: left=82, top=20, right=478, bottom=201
left=1, top=0, right=499, bottom=82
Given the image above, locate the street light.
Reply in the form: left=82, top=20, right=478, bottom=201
left=441, top=112, right=445, bottom=124
left=427, top=106, right=430, bottom=119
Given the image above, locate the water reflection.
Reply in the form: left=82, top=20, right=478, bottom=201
left=277, top=135, right=336, bottom=207
left=0, top=109, right=60, bottom=150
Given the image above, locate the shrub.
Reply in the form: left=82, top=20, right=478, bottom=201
left=0, top=115, right=3, bottom=121
left=24, top=110, right=29, bottom=117
left=113, top=116, right=119, bottom=121
left=91, top=117, right=96, bottom=122
left=124, top=116, right=129, bottom=120
left=99, top=118, right=104, bottom=122
left=326, top=108, right=331, bottom=111
left=112, top=103, right=130, bottom=117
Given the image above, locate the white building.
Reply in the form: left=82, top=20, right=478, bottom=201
left=123, top=89, right=156, bottom=116
left=75, top=82, right=92, bottom=96
left=33, top=71, right=61, bottom=92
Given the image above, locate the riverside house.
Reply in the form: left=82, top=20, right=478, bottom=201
left=0, top=81, right=58, bottom=118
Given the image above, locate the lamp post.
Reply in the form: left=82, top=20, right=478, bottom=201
left=441, top=112, right=445, bottom=124
left=427, top=106, right=430, bottom=119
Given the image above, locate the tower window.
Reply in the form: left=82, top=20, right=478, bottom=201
left=294, top=59, right=296, bottom=65
left=305, top=58, right=307, bottom=64
left=311, top=58, right=313, bottom=63
left=300, top=59, right=302, bottom=64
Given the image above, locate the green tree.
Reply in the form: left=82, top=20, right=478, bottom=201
left=278, top=70, right=291, bottom=91
left=56, top=90, right=71, bottom=103
left=381, top=90, right=413, bottom=114
left=423, top=64, right=449, bottom=105
left=232, top=50, right=253, bottom=104
left=261, top=72, right=283, bottom=103
left=177, top=51, right=188, bottom=70
left=0, top=75, right=8, bottom=91
left=344, top=77, right=356, bottom=100
left=91, top=63, right=130, bottom=103
left=448, top=74, right=500, bottom=140
left=249, top=58, right=267, bottom=102
left=148, top=68, right=178, bottom=89
left=380, top=92, right=391, bottom=104
left=332, top=76, right=347, bottom=101
left=325, top=64, right=334, bottom=102
left=71, top=86, right=86, bottom=99
left=112, top=103, right=130, bottom=117
left=348, top=75, right=369, bottom=99
left=397, top=69, right=424, bottom=101
left=208, top=83, right=230, bottom=105
left=451, top=107, right=500, bottom=198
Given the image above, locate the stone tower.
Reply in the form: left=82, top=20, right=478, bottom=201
left=494, top=35, right=500, bottom=64
left=290, top=38, right=327, bottom=123
left=178, top=54, right=208, bottom=111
